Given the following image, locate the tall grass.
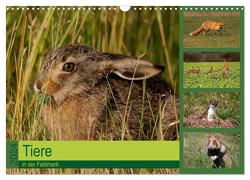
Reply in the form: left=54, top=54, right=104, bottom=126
left=6, top=6, right=179, bottom=174
left=7, top=168, right=179, bottom=174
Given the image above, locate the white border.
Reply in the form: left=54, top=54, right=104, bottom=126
left=2, top=0, right=247, bottom=6
left=1, top=0, right=250, bottom=179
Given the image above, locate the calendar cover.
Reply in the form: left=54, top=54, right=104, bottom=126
left=6, top=6, right=244, bottom=174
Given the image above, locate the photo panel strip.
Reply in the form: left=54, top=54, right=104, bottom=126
left=179, top=6, right=244, bottom=174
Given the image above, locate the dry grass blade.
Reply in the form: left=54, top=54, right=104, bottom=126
left=156, top=10, right=174, bottom=88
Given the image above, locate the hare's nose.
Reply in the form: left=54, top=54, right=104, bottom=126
left=34, top=80, right=42, bottom=93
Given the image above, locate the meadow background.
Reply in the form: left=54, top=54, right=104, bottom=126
left=183, top=132, right=240, bottom=168
left=6, top=6, right=179, bottom=174
left=184, top=92, right=240, bottom=128
left=184, top=52, right=240, bottom=88
left=184, top=12, right=240, bottom=48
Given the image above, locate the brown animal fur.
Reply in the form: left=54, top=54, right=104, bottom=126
left=190, top=21, right=224, bottom=36
left=222, top=59, right=230, bottom=76
left=207, top=66, right=216, bottom=73
left=35, top=44, right=179, bottom=140
left=206, top=134, right=233, bottom=168
left=189, top=66, right=200, bottom=74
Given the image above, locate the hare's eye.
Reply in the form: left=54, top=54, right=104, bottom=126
left=63, top=63, right=75, bottom=72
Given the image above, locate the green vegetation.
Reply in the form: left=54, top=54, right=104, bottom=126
left=184, top=62, right=240, bottom=88
left=7, top=168, right=178, bottom=174
left=6, top=7, right=179, bottom=174
left=6, top=8, right=179, bottom=140
left=184, top=15, right=240, bottom=48
left=183, top=132, right=240, bottom=168
left=184, top=92, right=240, bottom=128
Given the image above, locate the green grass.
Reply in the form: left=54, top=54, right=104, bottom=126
left=184, top=62, right=240, bottom=88
left=184, top=16, right=240, bottom=48
left=183, top=132, right=240, bottom=168
left=184, top=92, right=240, bottom=127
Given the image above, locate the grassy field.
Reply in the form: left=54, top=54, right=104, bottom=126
left=7, top=168, right=179, bottom=174
left=184, top=92, right=240, bottom=128
left=184, top=14, right=240, bottom=48
left=184, top=62, right=240, bottom=88
left=6, top=7, right=179, bottom=174
left=183, top=132, right=240, bottom=168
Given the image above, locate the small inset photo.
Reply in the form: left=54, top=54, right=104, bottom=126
left=184, top=92, right=240, bottom=128
left=183, top=132, right=240, bottom=169
left=184, top=12, right=240, bottom=48
left=184, top=52, right=240, bottom=88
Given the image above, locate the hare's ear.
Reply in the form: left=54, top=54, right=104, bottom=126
left=101, top=58, right=165, bottom=80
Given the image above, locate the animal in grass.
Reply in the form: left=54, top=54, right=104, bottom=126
left=207, top=99, right=219, bottom=121
left=206, top=134, right=233, bottom=168
left=222, top=58, right=230, bottom=76
left=189, top=21, right=224, bottom=36
left=188, top=66, right=200, bottom=74
left=187, top=66, right=194, bottom=74
left=34, top=44, right=179, bottom=140
left=207, top=66, right=217, bottom=73
left=193, top=66, right=200, bottom=74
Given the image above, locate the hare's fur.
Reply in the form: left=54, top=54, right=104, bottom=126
left=35, top=44, right=179, bottom=140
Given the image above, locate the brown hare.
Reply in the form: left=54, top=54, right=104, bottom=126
left=34, top=44, right=179, bottom=140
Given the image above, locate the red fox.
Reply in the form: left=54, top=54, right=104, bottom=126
left=190, top=21, right=224, bottom=36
